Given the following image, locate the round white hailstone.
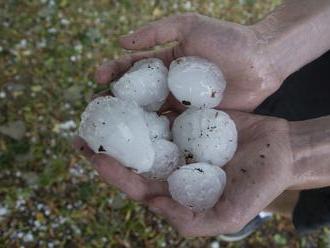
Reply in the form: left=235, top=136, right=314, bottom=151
left=142, top=139, right=181, bottom=180
left=144, top=111, right=171, bottom=141
left=172, top=108, right=237, bottom=167
left=168, top=163, right=226, bottom=212
left=168, top=56, right=226, bottom=108
left=111, top=58, right=169, bottom=111
left=78, top=96, right=155, bottom=173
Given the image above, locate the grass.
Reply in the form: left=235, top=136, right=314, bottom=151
left=1, top=0, right=330, bottom=247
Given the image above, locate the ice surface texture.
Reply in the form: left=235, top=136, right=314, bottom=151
left=143, top=139, right=180, bottom=180
left=112, top=58, right=169, bottom=111
left=168, top=57, right=226, bottom=109
left=79, top=96, right=177, bottom=175
left=79, top=96, right=155, bottom=173
left=172, top=108, right=237, bottom=167
left=168, top=163, right=226, bottom=212
left=144, top=111, right=171, bottom=141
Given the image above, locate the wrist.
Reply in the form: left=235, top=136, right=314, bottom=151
left=289, top=117, right=330, bottom=190
left=288, top=121, right=312, bottom=189
left=251, top=20, right=289, bottom=83
left=251, top=0, right=330, bottom=82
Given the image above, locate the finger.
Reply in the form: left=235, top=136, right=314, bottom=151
left=73, top=136, right=95, bottom=159
left=73, top=138, right=170, bottom=200
left=148, top=197, right=194, bottom=231
left=119, top=13, right=197, bottom=50
left=92, top=154, right=169, bottom=202
left=95, top=46, right=182, bottom=84
left=91, top=88, right=113, bottom=100
left=148, top=197, right=222, bottom=237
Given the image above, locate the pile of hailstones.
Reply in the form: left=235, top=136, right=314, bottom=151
left=79, top=57, right=237, bottom=212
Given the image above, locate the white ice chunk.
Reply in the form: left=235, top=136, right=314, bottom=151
left=78, top=96, right=155, bottom=173
left=168, top=56, right=226, bottom=108
left=172, top=109, right=237, bottom=167
left=144, top=111, right=171, bottom=141
left=168, top=163, right=226, bottom=212
left=143, top=99, right=165, bottom=112
left=143, top=139, right=181, bottom=180
left=112, top=58, right=169, bottom=111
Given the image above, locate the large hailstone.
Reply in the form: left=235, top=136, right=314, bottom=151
left=168, top=163, right=226, bottom=212
left=78, top=96, right=155, bottom=173
left=172, top=108, right=237, bottom=167
left=112, top=58, right=169, bottom=111
left=144, top=112, right=171, bottom=141
left=142, top=139, right=180, bottom=180
left=168, top=56, right=226, bottom=108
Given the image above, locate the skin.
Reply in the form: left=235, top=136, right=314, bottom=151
left=289, top=117, right=330, bottom=190
left=75, top=112, right=330, bottom=236
left=76, top=0, right=330, bottom=237
left=253, top=0, right=330, bottom=81
left=96, top=0, right=330, bottom=112
left=95, top=13, right=281, bottom=112
left=74, top=111, right=294, bottom=236
left=265, top=191, right=300, bottom=218
left=75, top=111, right=330, bottom=236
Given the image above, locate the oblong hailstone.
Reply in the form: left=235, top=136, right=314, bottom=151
left=168, top=56, right=226, bottom=108
left=172, top=109, right=237, bottom=167
left=142, top=139, right=180, bottom=180
left=144, top=111, right=171, bottom=141
left=78, top=96, right=155, bottom=173
left=168, top=163, right=226, bottom=212
left=112, top=58, right=169, bottom=111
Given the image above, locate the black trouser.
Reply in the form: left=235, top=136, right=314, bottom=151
left=255, top=50, right=330, bottom=234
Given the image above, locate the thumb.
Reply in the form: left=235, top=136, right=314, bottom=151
left=120, top=13, right=198, bottom=50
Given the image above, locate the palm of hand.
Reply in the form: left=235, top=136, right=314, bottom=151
left=212, top=112, right=293, bottom=234
left=145, top=112, right=293, bottom=237
left=75, top=111, right=293, bottom=236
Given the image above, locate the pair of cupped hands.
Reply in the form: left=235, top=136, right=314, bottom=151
left=75, top=14, right=296, bottom=236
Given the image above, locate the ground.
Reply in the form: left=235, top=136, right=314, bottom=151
left=0, top=0, right=329, bottom=247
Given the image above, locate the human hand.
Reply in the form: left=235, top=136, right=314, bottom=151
left=74, top=111, right=295, bottom=236
left=95, top=13, right=282, bottom=112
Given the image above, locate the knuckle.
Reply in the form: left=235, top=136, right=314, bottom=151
left=177, top=226, right=193, bottom=237
left=127, top=192, right=143, bottom=201
left=127, top=188, right=147, bottom=202
left=181, top=12, right=200, bottom=23
left=226, top=223, right=243, bottom=234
